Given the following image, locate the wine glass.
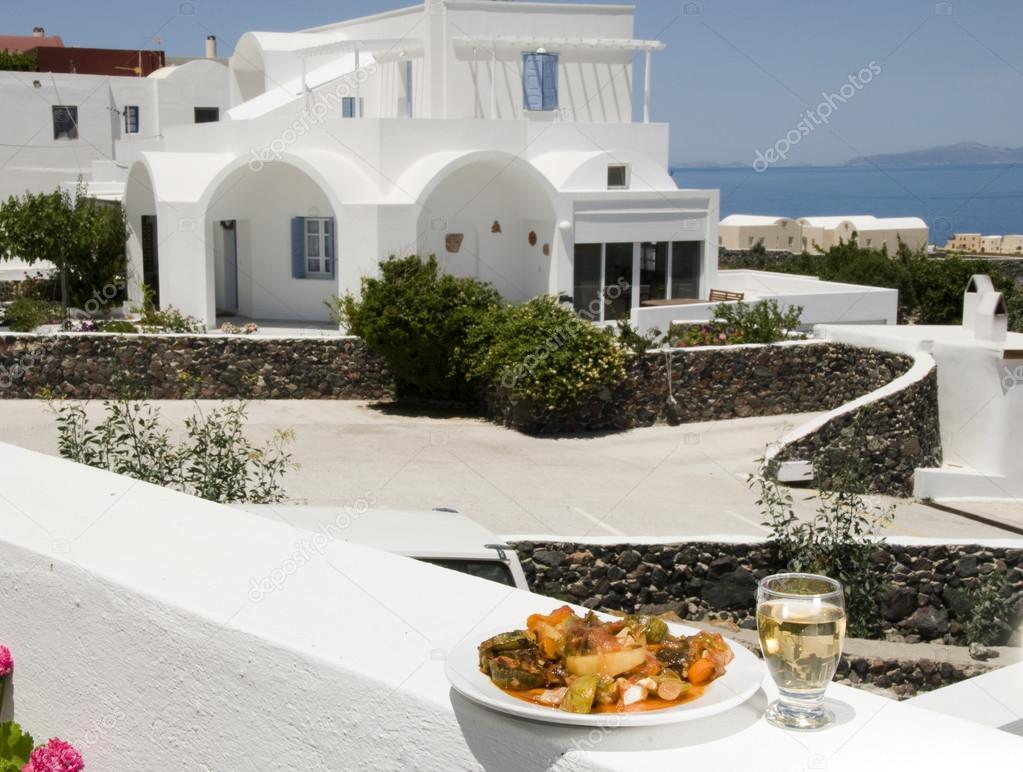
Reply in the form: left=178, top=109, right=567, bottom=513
left=756, top=573, right=846, bottom=730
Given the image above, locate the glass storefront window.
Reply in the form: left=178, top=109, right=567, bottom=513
left=639, top=242, right=668, bottom=303
left=671, top=241, right=701, bottom=299
left=573, top=243, right=602, bottom=318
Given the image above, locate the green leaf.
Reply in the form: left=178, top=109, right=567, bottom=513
left=0, top=721, right=34, bottom=764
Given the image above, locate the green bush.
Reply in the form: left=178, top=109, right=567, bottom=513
left=0, top=50, right=37, bottom=72
left=667, top=300, right=803, bottom=347
left=713, top=299, right=804, bottom=343
left=959, top=573, right=1021, bottom=646
left=751, top=460, right=894, bottom=638
left=615, top=321, right=663, bottom=354
left=468, top=296, right=628, bottom=409
left=99, top=320, right=138, bottom=334
left=334, top=255, right=502, bottom=401
left=2, top=297, right=56, bottom=332
left=135, top=284, right=204, bottom=333
left=728, top=239, right=1022, bottom=331
left=53, top=400, right=295, bottom=503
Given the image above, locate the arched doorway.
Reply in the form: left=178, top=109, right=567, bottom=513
left=124, top=161, right=159, bottom=308
left=205, top=161, right=338, bottom=322
left=416, top=155, right=557, bottom=303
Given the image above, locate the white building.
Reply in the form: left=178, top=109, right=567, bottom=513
left=119, top=0, right=720, bottom=326
left=0, top=59, right=231, bottom=201
left=797, top=215, right=928, bottom=254
left=719, top=215, right=801, bottom=251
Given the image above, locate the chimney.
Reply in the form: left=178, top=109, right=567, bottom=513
left=32, top=26, right=45, bottom=37
left=205, top=35, right=217, bottom=59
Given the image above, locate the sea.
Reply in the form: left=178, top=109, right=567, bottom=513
left=670, top=164, right=1023, bottom=242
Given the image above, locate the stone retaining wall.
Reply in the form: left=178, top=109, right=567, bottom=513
left=0, top=334, right=395, bottom=400
left=485, top=342, right=913, bottom=433
left=773, top=361, right=942, bottom=496
left=834, top=655, right=989, bottom=699
left=513, top=540, right=1023, bottom=647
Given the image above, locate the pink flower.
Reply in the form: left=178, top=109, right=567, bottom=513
left=22, top=738, right=84, bottom=772
left=718, top=333, right=728, bottom=341
left=0, top=645, right=12, bottom=677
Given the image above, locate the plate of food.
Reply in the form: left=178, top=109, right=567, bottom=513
left=446, top=605, right=763, bottom=726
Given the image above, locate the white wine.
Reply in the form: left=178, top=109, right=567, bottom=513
left=757, top=600, right=846, bottom=695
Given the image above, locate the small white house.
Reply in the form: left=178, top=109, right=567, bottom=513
left=797, top=215, right=928, bottom=254
left=0, top=59, right=231, bottom=201
left=119, top=0, right=720, bottom=327
left=719, top=215, right=801, bottom=251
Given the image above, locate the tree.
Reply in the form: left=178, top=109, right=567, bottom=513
left=0, top=184, right=128, bottom=315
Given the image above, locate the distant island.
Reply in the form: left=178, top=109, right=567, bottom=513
left=845, top=142, right=1023, bottom=168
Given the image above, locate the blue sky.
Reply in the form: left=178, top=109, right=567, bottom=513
left=8, top=0, right=1023, bottom=165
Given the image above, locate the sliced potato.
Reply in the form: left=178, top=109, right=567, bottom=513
left=565, top=648, right=647, bottom=678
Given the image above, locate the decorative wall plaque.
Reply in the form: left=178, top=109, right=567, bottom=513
left=445, top=233, right=464, bottom=253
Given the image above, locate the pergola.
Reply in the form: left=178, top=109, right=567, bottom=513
left=454, top=35, right=667, bottom=122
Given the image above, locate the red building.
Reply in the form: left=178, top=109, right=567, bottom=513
left=0, top=27, right=164, bottom=76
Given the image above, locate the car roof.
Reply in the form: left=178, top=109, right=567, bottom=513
left=231, top=505, right=508, bottom=561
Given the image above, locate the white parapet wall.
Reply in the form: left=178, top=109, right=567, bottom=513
left=813, top=322, right=1023, bottom=500
left=1, top=443, right=1020, bottom=769
left=631, top=270, right=898, bottom=335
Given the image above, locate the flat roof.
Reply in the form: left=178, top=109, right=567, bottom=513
left=720, top=214, right=793, bottom=226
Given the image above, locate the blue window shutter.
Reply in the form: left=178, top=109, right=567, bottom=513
left=522, top=54, right=543, bottom=111
left=342, top=97, right=355, bottom=118
left=291, top=217, right=306, bottom=279
left=325, top=218, right=336, bottom=279
left=541, top=54, right=559, bottom=111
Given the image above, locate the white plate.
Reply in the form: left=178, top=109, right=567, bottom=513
left=446, top=620, right=764, bottom=727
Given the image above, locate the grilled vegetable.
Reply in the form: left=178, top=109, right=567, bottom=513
left=643, top=616, right=669, bottom=644
left=655, top=638, right=690, bottom=676
left=594, top=675, right=618, bottom=705
left=687, top=657, right=716, bottom=685
left=487, top=650, right=547, bottom=690
left=561, top=675, right=599, bottom=714
left=655, top=670, right=691, bottom=701
left=477, top=630, right=534, bottom=671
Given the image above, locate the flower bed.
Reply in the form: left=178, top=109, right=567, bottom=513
left=0, top=644, right=85, bottom=771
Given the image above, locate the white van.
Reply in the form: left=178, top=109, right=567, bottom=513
left=231, top=504, right=529, bottom=590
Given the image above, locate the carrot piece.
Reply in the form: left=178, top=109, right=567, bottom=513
left=688, top=658, right=716, bottom=685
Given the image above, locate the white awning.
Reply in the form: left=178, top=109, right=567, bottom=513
left=454, top=35, right=666, bottom=52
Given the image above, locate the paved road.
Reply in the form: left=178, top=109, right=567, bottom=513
left=0, top=399, right=1017, bottom=539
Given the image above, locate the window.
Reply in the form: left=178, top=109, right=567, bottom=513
left=670, top=241, right=701, bottom=299
left=194, top=107, right=220, bottom=124
left=522, top=52, right=559, bottom=111
left=572, top=243, right=633, bottom=322
left=639, top=242, right=667, bottom=303
left=292, top=216, right=334, bottom=279
left=607, top=165, right=629, bottom=189
left=416, top=559, right=515, bottom=589
left=304, top=218, right=333, bottom=276
left=341, top=97, right=361, bottom=118
left=52, top=105, right=78, bottom=140
left=124, top=105, right=140, bottom=134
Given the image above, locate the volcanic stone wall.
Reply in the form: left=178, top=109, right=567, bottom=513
left=0, top=334, right=394, bottom=400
